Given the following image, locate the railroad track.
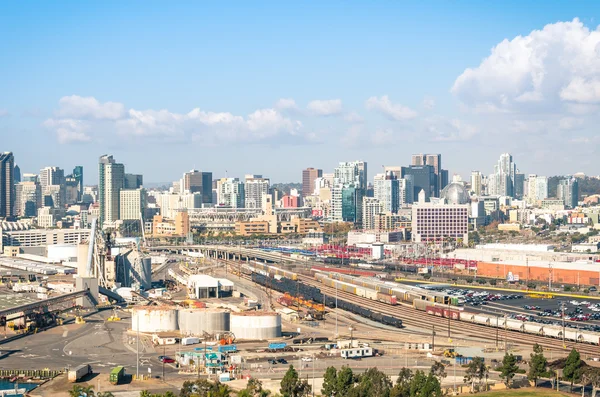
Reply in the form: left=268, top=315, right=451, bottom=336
left=221, top=259, right=600, bottom=356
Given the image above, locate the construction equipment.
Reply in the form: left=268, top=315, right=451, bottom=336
left=75, top=308, right=85, bottom=324
left=528, top=293, right=554, bottom=299
left=443, top=348, right=460, bottom=358
left=107, top=307, right=121, bottom=322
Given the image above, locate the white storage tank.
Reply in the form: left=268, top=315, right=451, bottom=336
left=178, top=308, right=230, bottom=336
left=131, top=306, right=178, bottom=333
left=47, top=244, right=78, bottom=262
left=230, top=312, right=281, bottom=340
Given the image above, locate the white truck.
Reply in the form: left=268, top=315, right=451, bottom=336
left=181, top=337, right=200, bottom=346
left=68, top=364, right=91, bottom=382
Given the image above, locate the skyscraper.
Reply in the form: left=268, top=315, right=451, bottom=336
left=99, top=155, right=125, bottom=226
left=334, top=161, right=367, bottom=191
left=0, top=152, right=15, bottom=219
left=411, top=153, right=446, bottom=195
left=15, top=181, right=41, bottom=217
left=217, top=178, right=245, bottom=208
left=72, top=166, right=83, bottom=201
left=491, top=153, right=517, bottom=197
left=39, top=166, right=65, bottom=189
left=471, top=171, right=482, bottom=196
left=13, top=165, right=21, bottom=184
left=244, top=175, right=270, bottom=209
left=373, top=172, right=399, bottom=214
left=526, top=175, right=548, bottom=204
left=514, top=173, right=525, bottom=199
left=182, top=170, right=213, bottom=203
left=557, top=178, right=579, bottom=208
left=302, top=168, right=322, bottom=198
left=401, top=165, right=435, bottom=202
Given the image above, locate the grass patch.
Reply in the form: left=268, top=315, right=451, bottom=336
left=476, top=389, right=570, bottom=397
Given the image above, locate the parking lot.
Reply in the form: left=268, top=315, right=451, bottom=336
left=430, top=285, right=600, bottom=333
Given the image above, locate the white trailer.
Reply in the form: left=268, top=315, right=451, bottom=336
left=181, top=337, right=200, bottom=346
left=68, top=364, right=91, bottom=382
left=341, top=346, right=373, bottom=359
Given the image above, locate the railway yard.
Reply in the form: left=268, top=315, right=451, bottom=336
left=1, top=245, right=600, bottom=396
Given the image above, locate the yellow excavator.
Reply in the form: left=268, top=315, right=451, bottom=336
left=443, top=349, right=460, bottom=358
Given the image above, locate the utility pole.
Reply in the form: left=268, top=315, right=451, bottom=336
left=162, top=345, right=166, bottom=382
left=432, top=325, right=436, bottom=351
left=561, top=301, right=566, bottom=348
left=504, top=313, right=508, bottom=354
left=495, top=316, right=499, bottom=348
left=136, top=312, right=139, bottom=380
left=335, top=281, right=338, bottom=337
left=447, top=313, right=451, bottom=340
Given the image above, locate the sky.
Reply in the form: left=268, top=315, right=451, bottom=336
left=2, top=1, right=600, bottom=184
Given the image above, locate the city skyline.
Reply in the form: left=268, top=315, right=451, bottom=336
left=2, top=3, right=600, bottom=182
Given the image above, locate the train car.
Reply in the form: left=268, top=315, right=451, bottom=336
left=523, top=323, right=544, bottom=335
left=579, top=331, right=600, bottom=344
left=472, top=314, right=491, bottom=326
left=459, top=311, right=475, bottom=322
left=505, top=319, right=525, bottom=332
left=413, top=299, right=429, bottom=311
left=377, top=293, right=397, bottom=305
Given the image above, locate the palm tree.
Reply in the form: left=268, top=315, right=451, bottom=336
left=69, top=385, right=95, bottom=397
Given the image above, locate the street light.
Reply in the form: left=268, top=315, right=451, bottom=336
left=349, top=326, right=354, bottom=344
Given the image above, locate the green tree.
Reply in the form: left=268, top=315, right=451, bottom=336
left=499, top=353, right=519, bottom=388
left=348, top=367, right=391, bottom=397
left=70, top=385, right=95, bottom=397
left=280, top=365, right=311, bottom=397
left=244, top=378, right=269, bottom=397
left=429, top=361, right=446, bottom=381
left=464, top=357, right=488, bottom=393
left=563, top=348, right=582, bottom=392
left=180, top=379, right=216, bottom=397
left=336, top=366, right=355, bottom=397
left=322, top=367, right=338, bottom=397
left=528, top=343, right=548, bottom=387
left=390, top=368, right=412, bottom=397
left=97, top=393, right=115, bottom=397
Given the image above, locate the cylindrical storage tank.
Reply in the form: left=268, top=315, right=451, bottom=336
left=131, top=306, right=178, bottom=333
left=47, top=244, right=79, bottom=262
left=230, top=312, right=281, bottom=340
left=178, top=308, right=230, bottom=336
left=141, top=257, right=152, bottom=289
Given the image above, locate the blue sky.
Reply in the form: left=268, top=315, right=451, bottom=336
left=2, top=2, right=600, bottom=184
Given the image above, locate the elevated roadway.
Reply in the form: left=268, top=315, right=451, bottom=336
left=0, top=289, right=92, bottom=318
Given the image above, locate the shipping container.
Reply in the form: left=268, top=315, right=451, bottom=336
left=376, top=293, right=397, bottom=305
left=268, top=342, right=287, bottom=350
left=68, top=364, right=91, bottom=383
left=218, top=344, right=238, bottom=353
left=109, top=366, right=125, bottom=385
left=413, top=299, right=429, bottom=311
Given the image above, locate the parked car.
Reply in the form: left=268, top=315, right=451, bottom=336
left=277, top=358, right=288, bottom=364
left=160, top=357, right=175, bottom=363
left=301, top=356, right=313, bottom=362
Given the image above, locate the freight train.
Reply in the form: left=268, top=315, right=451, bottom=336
left=247, top=262, right=298, bottom=280
left=251, top=273, right=402, bottom=328
left=313, top=270, right=460, bottom=306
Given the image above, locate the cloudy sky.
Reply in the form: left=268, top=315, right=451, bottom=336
left=2, top=2, right=600, bottom=184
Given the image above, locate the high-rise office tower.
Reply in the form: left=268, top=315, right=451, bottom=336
left=557, top=178, right=579, bottom=209
left=120, top=188, right=147, bottom=220
left=182, top=170, right=213, bottom=203
left=471, top=171, right=482, bottom=196
left=374, top=172, right=399, bottom=214
left=13, top=165, right=21, bottom=184
left=334, top=161, right=367, bottom=191
left=217, top=178, right=245, bottom=208
left=72, top=166, right=83, bottom=201
left=99, top=155, right=125, bottom=226
left=411, top=153, right=446, bottom=195
left=302, top=168, right=322, bottom=198
left=514, top=173, right=525, bottom=200
left=0, top=152, right=15, bottom=219
left=244, top=175, right=270, bottom=209
left=362, top=197, right=383, bottom=230
left=39, top=166, right=65, bottom=189
left=399, top=176, right=414, bottom=206
left=401, top=165, right=435, bottom=202
left=124, top=173, right=144, bottom=189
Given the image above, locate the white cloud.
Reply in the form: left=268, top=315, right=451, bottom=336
left=43, top=118, right=91, bottom=144
left=56, top=95, right=126, bottom=120
left=452, top=18, right=600, bottom=112
left=422, top=97, right=436, bottom=110
left=46, top=96, right=304, bottom=144
left=275, top=98, right=298, bottom=110
left=365, top=95, right=417, bottom=120
left=343, top=112, right=364, bottom=124
left=558, top=117, right=584, bottom=130
left=307, top=99, right=343, bottom=116
left=426, top=118, right=478, bottom=142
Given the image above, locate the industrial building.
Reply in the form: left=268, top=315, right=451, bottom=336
left=187, top=275, right=233, bottom=299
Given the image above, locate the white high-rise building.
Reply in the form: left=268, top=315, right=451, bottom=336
left=244, top=175, right=270, bottom=209
left=399, top=176, right=413, bottom=206
left=373, top=172, right=399, bottom=213
left=471, top=171, right=482, bottom=196
left=120, top=188, right=146, bottom=221
left=334, top=161, right=367, bottom=191
left=39, top=166, right=64, bottom=189
left=15, top=181, right=41, bottom=217
left=557, top=178, right=579, bottom=209
left=217, top=178, right=245, bottom=208
left=362, top=197, right=383, bottom=230
left=490, top=153, right=517, bottom=197
left=526, top=175, right=548, bottom=204
left=330, top=185, right=343, bottom=222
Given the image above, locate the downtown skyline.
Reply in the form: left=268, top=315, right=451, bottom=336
left=2, top=2, right=600, bottom=183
